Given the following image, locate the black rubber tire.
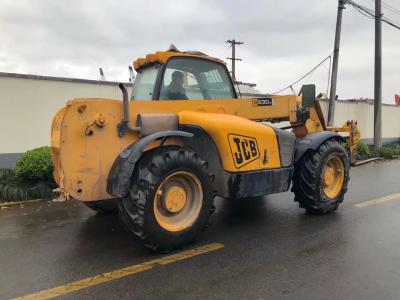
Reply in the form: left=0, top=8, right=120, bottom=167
left=84, top=199, right=119, bottom=214
left=292, top=139, right=350, bottom=214
left=119, top=146, right=215, bottom=252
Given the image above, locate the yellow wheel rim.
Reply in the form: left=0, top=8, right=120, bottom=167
left=153, top=171, right=203, bottom=232
left=323, top=155, right=345, bottom=199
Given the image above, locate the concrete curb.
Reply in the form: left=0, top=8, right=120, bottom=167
left=354, top=156, right=400, bottom=167
left=0, top=198, right=46, bottom=207
left=354, top=157, right=382, bottom=166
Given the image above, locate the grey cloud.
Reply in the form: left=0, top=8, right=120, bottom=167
left=0, top=0, right=398, bottom=102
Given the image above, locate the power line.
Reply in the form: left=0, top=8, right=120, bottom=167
left=272, top=54, right=332, bottom=95
left=383, top=4, right=400, bottom=16
left=219, top=44, right=232, bottom=60
left=379, top=0, right=400, bottom=16
left=326, top=55, right=332, bottom=96
left=272, top=1, right=399, bottom=101
left=382, top=17, right=400, bottom=30
left=353, top=4, right=375, bottom=19
left=347, top=0, right=400, bottom=30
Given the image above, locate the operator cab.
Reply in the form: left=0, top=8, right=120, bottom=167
left=131, top=50, right=237, bottom=101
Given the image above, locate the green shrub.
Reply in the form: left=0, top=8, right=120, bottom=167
left=342, top=140, right=349, bottom=152
left=15, top=146, right=54, bottom=182
left=356, top=141, right=373, bottom=160
left=355, top=141, right=400, bottom=161
left=377, top=142, right=400, bottom=159
left=378, top=147, right=395, bottom=159
left=0, top=147, right=56, bottom=201
left=386, top=142, right=400, bottom=156
left=0, top=168, right=55, bottom=201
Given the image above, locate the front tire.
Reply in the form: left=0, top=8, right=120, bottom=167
left=119, top=147, right=215, bottom=252
left=292, top=139, right=350, bottom=214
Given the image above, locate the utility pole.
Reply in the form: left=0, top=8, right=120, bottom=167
left=226, top=39, right=243, bottom=81
left=328, top=0, right=346, bottom=126
left=374, top=0, right=382, bottom=148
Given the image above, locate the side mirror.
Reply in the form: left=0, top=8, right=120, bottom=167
left=300, top=84, right=316, bottom=108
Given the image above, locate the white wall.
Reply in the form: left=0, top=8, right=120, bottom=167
left=0, top=74, right=131, bottom=154
left=0, top=73, right=399, bottom=166
left=319, top=100, right=400, bottom=143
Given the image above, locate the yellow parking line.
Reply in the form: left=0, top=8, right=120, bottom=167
left=354, top=192, right=400, bottom=208
left=12, top=243, right=224, bottom=300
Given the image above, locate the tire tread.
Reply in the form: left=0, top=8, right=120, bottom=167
left=119, top=147, right=215, bottom=252
left=292, top=139, right=350, bottom=214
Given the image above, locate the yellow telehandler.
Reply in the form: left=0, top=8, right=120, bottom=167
left=51, top=49, right=360, bottom=251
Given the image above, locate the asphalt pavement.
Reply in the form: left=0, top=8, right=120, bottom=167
left=1, top=159, right=400, bottom=300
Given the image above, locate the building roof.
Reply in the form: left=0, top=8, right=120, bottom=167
left=0, top=71, right=133, bottom=86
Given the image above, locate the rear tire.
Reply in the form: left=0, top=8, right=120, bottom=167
left=119, top=147, right=215, bottom=252
left=292, top=139, right=350, bottom=214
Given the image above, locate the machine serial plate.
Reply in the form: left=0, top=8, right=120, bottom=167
left=252, top=97, right=273, bottom=107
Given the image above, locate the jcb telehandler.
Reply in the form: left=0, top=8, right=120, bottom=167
left=51, top=48, right=360, bottom=251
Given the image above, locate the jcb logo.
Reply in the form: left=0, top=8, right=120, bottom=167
left=228, top=134, right=260, bottom=168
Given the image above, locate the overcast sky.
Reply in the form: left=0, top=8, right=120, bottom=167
left=0, top=0, right=399, bottom=103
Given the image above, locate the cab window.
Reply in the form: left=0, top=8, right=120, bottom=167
left=131, top=65, right=159, bottom=101
left=161, top=68, right=203, bottom=100
left=159, top=57, right=235, bottom=100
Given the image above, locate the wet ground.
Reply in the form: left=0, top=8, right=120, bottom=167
left=1, top=159, right=400, bottom=299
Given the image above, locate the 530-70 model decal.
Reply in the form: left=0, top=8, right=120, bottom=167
left=252, top=97, right=273, bottom=107
left=228, top=134, right=260, bottom=169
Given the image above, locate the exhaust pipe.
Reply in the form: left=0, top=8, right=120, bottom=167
left=119, top=83, right=141, bottom=133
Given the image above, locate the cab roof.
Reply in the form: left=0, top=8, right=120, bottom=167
left=133, top=50, right=225, bottom=71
